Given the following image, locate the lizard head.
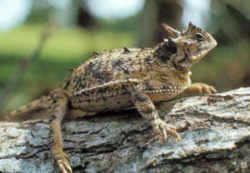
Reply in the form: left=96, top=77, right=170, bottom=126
left=159, top=22, right=217, bottom=71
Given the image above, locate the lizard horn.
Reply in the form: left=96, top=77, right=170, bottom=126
left=161, top=23, right=180, bottom=38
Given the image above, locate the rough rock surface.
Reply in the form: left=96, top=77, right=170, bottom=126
left=0, top=87, right=249, bottom=173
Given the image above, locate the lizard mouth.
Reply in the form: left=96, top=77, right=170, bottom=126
left=190, top=37, right=218, bottom=64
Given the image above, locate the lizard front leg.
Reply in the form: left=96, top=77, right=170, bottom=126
left=128, top=85, right=180, bottom=141
left=181, top=82, right=217, bottom=97
left=49, top=90, right=72, bottom=173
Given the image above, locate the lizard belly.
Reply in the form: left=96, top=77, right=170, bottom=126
left=70, top=92, right=132, bottom=112
left=148, top=92, right=179, bottom=102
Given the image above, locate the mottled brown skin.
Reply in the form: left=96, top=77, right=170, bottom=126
left=2, top=22, right=217, bottom=173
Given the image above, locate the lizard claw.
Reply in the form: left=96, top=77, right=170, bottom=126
left=151, top=119, right=180, bottom=142
left=54, top=151, right=72, bottom=173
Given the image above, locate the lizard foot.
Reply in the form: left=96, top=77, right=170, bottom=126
left=54, top=151, right=72, bottom=173
left=151, top=118, right=180, bottom=142
left=192, top=83, right=217, bottom=95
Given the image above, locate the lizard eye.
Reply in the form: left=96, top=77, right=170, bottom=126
left=195, top=33, right=205, bottom=42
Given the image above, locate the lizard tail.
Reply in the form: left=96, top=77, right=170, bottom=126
left=0, top=98, right=49, bottom=122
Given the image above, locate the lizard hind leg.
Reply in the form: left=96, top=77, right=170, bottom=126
left=67, top=109, right=96, bottom=120
left=1, top=98, right=49, bottom=122
left=1, top=88, right=73, bottom=172
left=48, top=90, right=73, bottom=173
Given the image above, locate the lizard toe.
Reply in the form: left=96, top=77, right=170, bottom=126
left=152, top=119, right=180, bottom=142
left=210, top=86, right=217, bottom=93
left=205, top=85, right=217, bottom=94
left=57, top=159, right=72, bottom=173
left=198, top=83, right=217, bottom=95
left=54, top=151, right=72, bottom=173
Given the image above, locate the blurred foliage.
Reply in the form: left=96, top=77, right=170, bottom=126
left=0, top=23, right=134, bottom=111
left=0, top=24, right=134, bottom=61
left=0, top=0, right=249, bottom=113
left=26, top=8, right=52, bottom=24
left=220, top=0, right=250, bottom=20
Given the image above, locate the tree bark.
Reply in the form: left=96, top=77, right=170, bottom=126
left=0, top=88, right=249, bottom=173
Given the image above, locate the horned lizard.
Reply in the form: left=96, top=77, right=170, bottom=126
left=2, top=22, right=217, bottom=173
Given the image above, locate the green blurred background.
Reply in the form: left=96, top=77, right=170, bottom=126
left=0, top=0, right=249, bottom=113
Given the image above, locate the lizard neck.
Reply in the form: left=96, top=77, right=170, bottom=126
left=173, top=69, right=192, bottom=90
left=153, top=41, right=175, bottom=63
